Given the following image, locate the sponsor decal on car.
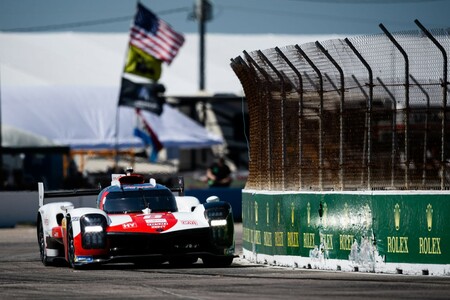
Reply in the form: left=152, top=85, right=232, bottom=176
left=122, top=186, right=139, bottom=190
left=75, top=256, right=93, bottom=263
left=122, top=222, right=138, bottom=229
left=143, top=214, right=163, bottom=219
left=145, top=218, right=168, bottom=228
left=180, top=220, right=198, bottom=226
left=52, top=227, right=63, bottom=238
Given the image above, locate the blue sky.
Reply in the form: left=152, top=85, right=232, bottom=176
left=0, top=0, right=449, bottom=35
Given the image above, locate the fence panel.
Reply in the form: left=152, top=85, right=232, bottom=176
left=231, top=24, right=450, bottom=191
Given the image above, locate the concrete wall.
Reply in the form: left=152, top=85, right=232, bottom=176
left=0, top=188, right=242, bottom=227
left=0, top=192, right=97, bottom=228
left=242, top=190, right=450, bottom=275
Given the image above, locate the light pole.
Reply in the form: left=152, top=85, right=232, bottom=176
left=194, top=0, right=212, bottom=92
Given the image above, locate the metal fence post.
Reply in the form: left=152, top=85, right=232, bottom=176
left=316, top=41, right=345, bottom=190
left=345, top=38, right=374, bottom=190
left=415, top=19, right=448, bottom=190
left=275, top=47, right=304, bottom=190
left=257, top=50, right=286, bottom=190
left=243, top=50, right=274, bottom=190
left=294, top=45, right=324, bottom=190
left=379, top=23, right=410, bottom=189
left=410, top=74, right=431, bottom=187
left=377, top=77, right=397, bottom=188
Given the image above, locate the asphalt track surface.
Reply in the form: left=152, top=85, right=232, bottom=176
left=1, top=224, right=450, bottom=299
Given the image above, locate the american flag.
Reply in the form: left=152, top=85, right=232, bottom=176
left=130, top=3, right=185, bottom=65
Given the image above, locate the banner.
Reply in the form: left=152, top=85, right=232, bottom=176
left=118, top=78, right=165, bottom=115
left=124, top=45, right=162, bottom=81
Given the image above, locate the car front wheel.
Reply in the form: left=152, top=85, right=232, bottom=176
left=67, top=221, right=78, bottom=269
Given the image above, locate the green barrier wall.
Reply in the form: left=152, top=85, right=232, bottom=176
left=242, top=191, right=450, bottom=269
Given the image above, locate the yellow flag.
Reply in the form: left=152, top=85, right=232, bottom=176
left=124, top=45, right=162, bottom=81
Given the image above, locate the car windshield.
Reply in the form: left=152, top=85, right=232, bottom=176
left=103, top=189, right=178, bottom=214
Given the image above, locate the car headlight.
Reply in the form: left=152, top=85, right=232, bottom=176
left=204, top=202, right=234, bottom=247
left=205, top=206, right=230, bottom=220
left=210, top=219, right=228, bottom=227
left=204, top=202, right=232, bottom=228
left=80, top=214, right=107, bottom=249
left=84, top=225, right=104, bottom=233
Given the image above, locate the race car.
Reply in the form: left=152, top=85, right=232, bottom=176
left=37, top=169, right=235, bottom=269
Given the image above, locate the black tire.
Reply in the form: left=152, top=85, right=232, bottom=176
left=133, top=258, right=165, bottom=269
left=202, top=256, right=234, bottom=268
left=67, top=221, right=78, bottom=269
left=169, top=257, right=198, bottom=267
left=37, top=219, right=51, bottom=266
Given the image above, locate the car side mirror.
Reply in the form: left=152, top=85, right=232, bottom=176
left=206, top=196, right=220, bottom=203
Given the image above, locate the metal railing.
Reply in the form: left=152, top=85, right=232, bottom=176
left=231, top=20, right=450, bottom=191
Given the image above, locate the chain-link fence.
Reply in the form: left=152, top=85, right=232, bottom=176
left=230, top=21, right=449, bottom=191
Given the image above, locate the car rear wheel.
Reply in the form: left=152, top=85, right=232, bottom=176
left=38, top=219, right=50, bottom=266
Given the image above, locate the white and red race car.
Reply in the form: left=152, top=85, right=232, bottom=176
left=37, top=170, right=235, bottom=269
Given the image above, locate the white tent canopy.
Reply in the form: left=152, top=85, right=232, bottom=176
left=0, top=32, right=339, bottom=150
left=1, top=85, right=222, bottom=150
left=1, top=124, right=57, bottom=147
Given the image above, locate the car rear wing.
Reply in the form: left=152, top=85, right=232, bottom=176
left=38, top=175, right=184, bottom=207
left=38, top=182, right=101, bottom=207
left=110, top=173, right=185, bottom=196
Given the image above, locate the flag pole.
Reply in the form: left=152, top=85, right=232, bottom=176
left=115, top=43, right=130, bottom=173
left=114, top=95, right=120, bottom=172
left=0, top=64, right=3, bottom=188
left=116, top=1, right=184, bottom=167
left=115, top=42, right=130, bottom=173
left=115, top=46, right=131, bottom=173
